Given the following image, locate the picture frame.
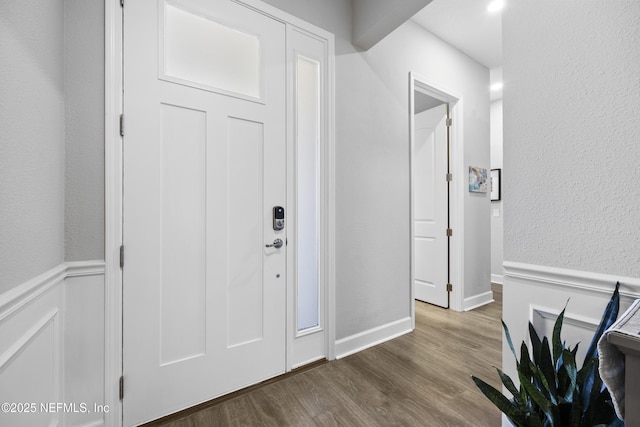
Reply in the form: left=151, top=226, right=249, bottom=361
left=490, top=168, right=501, bottom=201
left=468, top=166, right=488, bottom=193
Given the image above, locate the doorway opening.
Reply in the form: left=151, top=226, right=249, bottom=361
left=413, top=99, right=450, bottom=308
left=409, top=73, right=465, bottom=327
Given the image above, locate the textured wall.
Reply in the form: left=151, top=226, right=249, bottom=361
left=503, top=1, right=640, bottom=277
left=64, top=0, right=105, bottom=261
left=0, top=0, right=66, bottom=293
left=490, top=99, right=503, bottom=280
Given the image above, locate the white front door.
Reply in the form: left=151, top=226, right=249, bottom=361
left=123, top=0, right=286, bottom=424
left=413, top=103, right=449, bottom=308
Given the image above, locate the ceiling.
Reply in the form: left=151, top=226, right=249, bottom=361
left=411, top=0, right=503, bottom=70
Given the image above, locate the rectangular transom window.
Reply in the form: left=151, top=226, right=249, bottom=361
left=163, top=3, right=261, bottom=98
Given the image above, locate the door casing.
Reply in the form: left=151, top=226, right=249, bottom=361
left=104, top=1, right=335, bottom=425
left=409, top=72, right=465, bottom=326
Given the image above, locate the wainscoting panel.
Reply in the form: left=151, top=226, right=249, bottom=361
left=501, top=261, right=640, bottom=427
left=65, top=267, right=106, bottom=427
left=0, top=262, right=105, bottom=427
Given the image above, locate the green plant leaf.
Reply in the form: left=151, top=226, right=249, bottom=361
left=497, top=368, right=525, bottom=408
left=518, top=370, right=555, bottom=426
left=539, top=336, right=558, bottom=399
left=529, top=322, right=542, bottom=365
left=561, top=349, right=578, bottom=403
left=525, top=412, right=544, bottom=427
left=583, top=359, right=606, bottom=425
left=580, top=358, right=596, bottom=409
left=472, top=375, right=526, bottom=424
left=607, top=417, right=625, bottom=427
left=569, top=400, right=582, bottom=427
left=529, top=360, right=558, bottom=406
left=589, top=387, right=618, bottom=425
left=520, top=341, right=532, bottom=381
left=552, top=303, right=568, bottom=367
left=503, top=319, right=518, bottom=362
left=583, top=282, right=620, bottom=365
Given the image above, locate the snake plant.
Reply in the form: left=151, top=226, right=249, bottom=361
left=472, top=282, right=623, bottom=427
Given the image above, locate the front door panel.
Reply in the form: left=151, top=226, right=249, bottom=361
left=123, top=1, right=286, bottom=424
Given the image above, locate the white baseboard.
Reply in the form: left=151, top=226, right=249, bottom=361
left=335, top=317, right=412, bottom=359
left=464, top=290, right=495, bottom=311
left=0, top=261, right=105, bottom=427
left=491, top=273, right=504, bottom=284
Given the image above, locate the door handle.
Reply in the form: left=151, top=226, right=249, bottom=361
left=265, top=238, right=284, bottom=249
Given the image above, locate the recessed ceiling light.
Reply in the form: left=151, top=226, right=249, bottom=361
left=491, top=82, right=503, bottom=91
left=487, top=0, right=505, bottom=13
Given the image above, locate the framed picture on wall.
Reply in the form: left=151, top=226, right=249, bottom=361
left=469, top=166, right=488, bottom=193
left=490, top=169, right=501, bottom=201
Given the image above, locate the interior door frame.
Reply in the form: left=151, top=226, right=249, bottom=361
left=409, top=72, right=465, bottom=328
left=104, top=1, right=335, bottom=425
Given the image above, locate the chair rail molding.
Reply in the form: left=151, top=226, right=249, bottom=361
left=503, top=261, right=640, bottom=298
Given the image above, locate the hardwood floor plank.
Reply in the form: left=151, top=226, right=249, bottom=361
left=152, top=284, right=503, bottom=426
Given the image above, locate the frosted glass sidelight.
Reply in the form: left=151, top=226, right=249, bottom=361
left=164, top=3, right=260, bottom=98
left=296, top=56, right=321, bottom=332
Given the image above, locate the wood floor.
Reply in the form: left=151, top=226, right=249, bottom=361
left=152, top=285, right=502, bottom=426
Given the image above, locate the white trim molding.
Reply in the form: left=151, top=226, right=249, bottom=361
left=491, top=273, right=504, bottom=285
left=335, top=317, right=412, bottom=359
left=504, top=261, right=640, bottom=298
left=104, top=0, right=123, bottom=423
left=0, top=262, right=106, bottom=427
left=0, top=264, right=66, bottom=321
left=409, top=72, right=465, bottom=326
left=464, top=291, right=494, bottom=311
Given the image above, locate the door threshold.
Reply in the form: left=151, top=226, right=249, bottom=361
left=141, top=359, right=328, bottom=426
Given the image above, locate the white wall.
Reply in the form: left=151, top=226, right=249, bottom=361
left=351, top=0, right=432, bottom=50
left=64, top=0, right=105, bottom=261
left=0, top=0, right=66, bottom=294
left=502, top=3, right=640, bottom=424
left=0, top=3, right=107, bottom=425
left=0, top=0, right=105, bottom=292
left=503, top=1, right=640, bottom=278
left=336, top=21, right=490, bottom=337
left=490, top=99, right=503, bottom=283
left=262, top=0, right=491, bottom=342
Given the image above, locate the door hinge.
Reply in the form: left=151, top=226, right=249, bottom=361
left=446, top=173, right=453, bottom=182
left=119, top=245, right=124, bottom=268
left=446, top=118, right=452, bottom=127
left=446, top=283, right=453, bottom=292
left=119, top=114, right=125, bottom=137
left=119, top=376, right=124, bottom=400
left=446, top=228, right=453, bottom=237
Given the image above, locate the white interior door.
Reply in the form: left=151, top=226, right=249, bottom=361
left=123, top=0, right=286, bottom=424
left=413, top=103, right=449, bottom=308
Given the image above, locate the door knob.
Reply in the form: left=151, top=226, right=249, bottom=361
left=265, top=238, right=284, bottom=249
